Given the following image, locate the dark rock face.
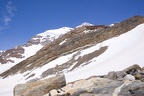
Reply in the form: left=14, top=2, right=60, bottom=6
left=24, top=35, right=41, bottom=47
left=123, top=64, right=141, bottom=74
left=0, top=32, right=55, bottom=64
left=0, top=46, right=24, bottom=64
left=14, top=74, right=66, bottom=96
left=23, top=34, right=55, bottom=47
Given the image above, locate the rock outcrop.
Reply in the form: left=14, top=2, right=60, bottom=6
left=42, top=64, right=144, bottom=96
left=14, top=74, right=66, bottom=96
left=0, top=46, right=24, bottom=64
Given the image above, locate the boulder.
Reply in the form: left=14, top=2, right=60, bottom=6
left=123, top=64, right=141, bottom=75
left=62, top=77, right=123, bottom=96
left=116, top=71, right=127, bottom=79
left=134, top=73, right=142, bottom=80
left=118, top=81, right=144, bottom=96
left=14, top=74, right=66, bottom=96
left=107, top=71, right=117, bottom=80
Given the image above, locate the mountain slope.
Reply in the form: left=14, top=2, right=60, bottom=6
left=0, top=27, right=72, bottom=74
left=0, top=15, right=144, bottom=96
left=1, top=15, right=144, bottom=78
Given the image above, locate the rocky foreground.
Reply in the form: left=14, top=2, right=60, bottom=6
left=14, top=64, right=144, bottom=96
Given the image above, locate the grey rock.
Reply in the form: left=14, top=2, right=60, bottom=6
left=139, top=70, right=144, bottom=75
left=66, top=77, right=123, bottom=96
left=116, top=71, right=127, bottom=79
left=107, top=71, right=117, bottom=80
left=118, top=81, right=144, bottom=96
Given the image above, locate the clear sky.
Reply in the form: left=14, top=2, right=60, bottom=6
left=0, top=0, right=144, bottom=50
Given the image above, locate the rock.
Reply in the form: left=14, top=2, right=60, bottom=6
left=107, top=71, right=117, bottom=80
left=116, top=71, right=127, bottom=79
left=63, top=77, right=123, bottom=96
left=118, top=81, right=144, bottom=96
left=123, top=64, right=141, bottom=75
left=142, top=67, right=144, bottom=70
left=134, top=73, right=142, bottom=80
left=79, top=93, right=96, bottom=96
left=72, top=79, right=94, bottom=89
left=139, top=70, right=144, bottom=75
left=14, top=74, right=66, bottom=96
left=124, top=74, right=135, bottom=81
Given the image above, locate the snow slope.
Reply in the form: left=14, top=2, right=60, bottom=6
left=1, top=23, right=144, bottom=96
left=0, top=45, right=43, bottom=74
left=65, top=23, right=144, bottom=82
left=23, top=23, right=144, bottom=83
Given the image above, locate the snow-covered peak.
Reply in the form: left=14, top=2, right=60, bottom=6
left=109, top=23, right=114, bottom=27
left=76, top=22, right=94, bottom=28
left=36, top=27, right=73, bottom=43
left=38, top=27, right=73, bottom=37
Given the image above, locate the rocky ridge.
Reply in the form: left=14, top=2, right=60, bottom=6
left=14, top=64, right=144, bottom=96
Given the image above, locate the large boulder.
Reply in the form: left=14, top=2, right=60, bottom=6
left=118, top=81, right=144, bottom=96
left=14, top=74, right=66, bottom=96
left=62, top=77, right=123, bottom=96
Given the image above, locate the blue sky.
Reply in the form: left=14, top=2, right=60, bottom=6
left=0, top=0, right=144, bottom=50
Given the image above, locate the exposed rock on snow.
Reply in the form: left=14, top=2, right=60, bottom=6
left=43, top=64, right=144, bottom=96
left=14, top=74, right=66, bottom=96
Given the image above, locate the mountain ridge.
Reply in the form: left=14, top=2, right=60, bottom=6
left=0, top=15, right=144, bottom=96
left=1, top=15, right=144, bottom=78
left=0, top=27, right=72, bottom=74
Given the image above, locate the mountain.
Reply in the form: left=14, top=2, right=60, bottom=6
left=0, top=15, right=144, bottom=96
left=76, top=22, right=94, bottom=28
left=0, top=27, right=72, bottom=74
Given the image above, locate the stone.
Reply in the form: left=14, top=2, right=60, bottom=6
left=123, top=64, right=141, bottom=74
left=134, top=73, right=142, bottom=80
left=116, top=71, right=127, bottom=79
left=118, top=81, right=144, bottom=96
left=14, top=74, right=66, bottom=96
left=107, top=71, right=117, bottom=80
left=63, top=77, right=123, bottom=96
